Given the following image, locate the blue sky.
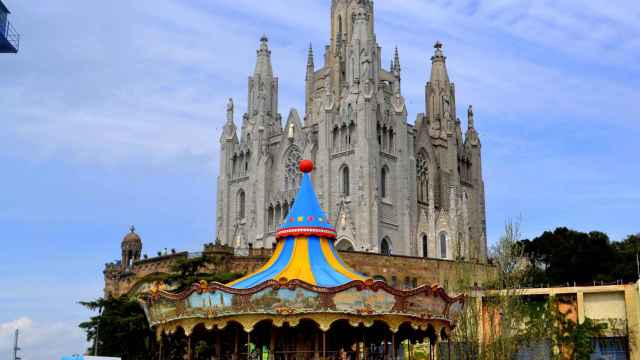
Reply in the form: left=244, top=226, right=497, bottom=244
left=0, top=0, right=638, bottom=358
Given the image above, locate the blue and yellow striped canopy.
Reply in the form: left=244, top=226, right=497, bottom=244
left=228, top=160, right=366, bottom=289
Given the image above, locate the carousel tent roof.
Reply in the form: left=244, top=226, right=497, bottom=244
left=228, top=160, right=366, bottom=289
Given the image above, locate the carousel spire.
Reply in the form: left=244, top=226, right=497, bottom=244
left=227, top=159, right=366, bottom=289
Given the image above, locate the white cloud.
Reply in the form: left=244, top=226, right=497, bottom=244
left=0, top=317, right=86, bottom=360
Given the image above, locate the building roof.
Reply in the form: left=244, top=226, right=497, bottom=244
left=227, top=160, right=366, bottom=289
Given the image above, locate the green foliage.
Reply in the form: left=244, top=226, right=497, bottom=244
left=194, top=340, right=214, bottom=360
left=520, top=228, right=639, bottom=286
left=164, top=254, right=244, bottom=291
left=80, top=254, right=245, bottom=358
left=452, top=221, right=609, bottom=360
left=79, top=296, right=155, bottom=360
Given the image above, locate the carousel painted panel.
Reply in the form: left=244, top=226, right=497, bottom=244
left=404, top=292, right=448, bottom=316
left=333, top=288, right=396, bottom=313
left=250, top=287, right=321, bottom=312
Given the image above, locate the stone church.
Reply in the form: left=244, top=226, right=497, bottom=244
left=216, top=0, right=487, bottom=261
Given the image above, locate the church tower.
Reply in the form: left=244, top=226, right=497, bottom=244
left=216, top=1, right=487, bottom=262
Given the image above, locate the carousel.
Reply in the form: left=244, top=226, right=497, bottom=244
left=141, top=160, right=465, bottom=360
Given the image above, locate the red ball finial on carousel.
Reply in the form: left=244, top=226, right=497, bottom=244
left=299, top=159, right=314, bottom=173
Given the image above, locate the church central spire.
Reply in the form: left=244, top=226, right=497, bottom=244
left=254, top=34, right=273, bottom=78
left=248, top=35, right=278, bottom=121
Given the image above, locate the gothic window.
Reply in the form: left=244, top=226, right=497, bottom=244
left=381, top=238, right=391, bottom=256
left=268, top=206, right=274, bottom=230
left=381, top=127, right=387, bottom=150
left=239, top=153, right=245, bottom=176
left=381, top=167, right=388, bottom=199
left=388, top=130, right=394, bottom=153
left=232, top=155, right=237, bottom=178
left=416, top=150, right=429, bottom=204
left=244, top=152, right=250, bottom=174
left=336, top=239, right=355, bottom=251
left=347, top=104, right=353, bottom=123
left=283, top=201, right=289, bottom=220
left=348, top=122, right=355, bottom=147
left=404, top=277, right=411, bottom=289
left=422, top=234, right=428, bottom=258
left=457, top=231, right=463, bottom=259
left=237, top=190, right=246, bottom=220
left=341, top=124, right=348, bottom=150
left=439, top=231, right=448, bottom=259
left=332, top=126, right=339, bottom=150
left=275, top=204, right=281, bottom=225
left=377, top=123, right=382, bottom=146
left=341, top=166, right=350, bottom=197
left=285, top=146, right=302, bottom=190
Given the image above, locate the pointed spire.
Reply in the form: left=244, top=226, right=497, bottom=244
left=306, top=43, right=315, bottom=76
left=430, top=41, right=450, bottom=84
left=277, top=160, right=337, bottom=239
left=393, top=46, right=401, bottom=74
left=467, top=105, right=474, bottom=129
left=254, top=34, right=273, bottom=78
left=351, top=0, right=371, bottom=44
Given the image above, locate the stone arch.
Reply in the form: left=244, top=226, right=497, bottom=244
left=438, top=231, right=448, bottom=259
left=380, top=237, right=391, bottom=256
left=421, top=233, right=428, bottom=258
left=380, top=165, right=389, bottom=199
left=237, top=189, right=246, bottom=220
left=335, top=238, right=355, bottom=251
left=416, top=148, right=429, bottom=204
left=339, top=164, right=350, bottom=196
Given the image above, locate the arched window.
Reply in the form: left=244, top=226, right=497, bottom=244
left=457, top=231, right=463, bottom=259
left=232, top=155, right=237, bottom=178
left=404, top=277, right=411, bottom=289
left=275, top=204, right=281, bottom=225
left=336, top=239, right=355, bottom=252
left=348, top=122, right=355, bottom=146
left=268, top=206, right=274, bottom=230
left=416, top=150, right=429, bottom=204
left=388, top=130, right=394, bottom=153
left=381, top=238, right=391, bottom=256
left=422, top=234, right=428, bottom=258
left=285, top=146, right=302, bottom=190
left=332, top=127, right=339, bottom=150
left=342, top=166, right=350, bottom=196
left=347, top=104, right=353, bottom=123
left=439, top=232, right=448, bottom=259
left=381, top=167, right=388, bottom=199
left=238, top=190, right=246, bottom=220
left=283, top=201, right=289, bottom=220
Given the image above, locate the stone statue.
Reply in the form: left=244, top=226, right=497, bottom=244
left=226, top=98, right=234, bottom=122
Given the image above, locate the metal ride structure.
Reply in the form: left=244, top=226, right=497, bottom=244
left=141, top=160, right=466, bottom=359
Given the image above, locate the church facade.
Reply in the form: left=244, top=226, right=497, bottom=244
left=216, top=0, right=487, bottom=261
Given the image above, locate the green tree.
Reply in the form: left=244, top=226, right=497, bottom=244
left=520, top=227, right=616, bottom=286
left=165, top=254, right=244, bottom=291
left=79, top=296, right=155, bottom=359
left=611, top=234, right=640, bottom=283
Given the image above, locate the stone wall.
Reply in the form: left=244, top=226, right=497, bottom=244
left=104, top=245, right=495, bottom=298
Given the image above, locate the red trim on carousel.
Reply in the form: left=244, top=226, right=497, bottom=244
left=276, top=226, right=337, bottom=239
